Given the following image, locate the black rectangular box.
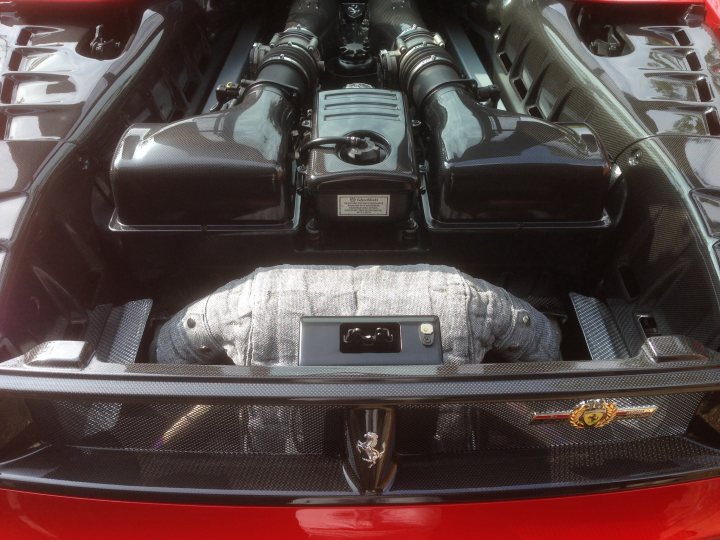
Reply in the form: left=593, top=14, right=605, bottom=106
left=299, top=316, right=442, bottom=366
left=306, top=89, right=418, bottom=222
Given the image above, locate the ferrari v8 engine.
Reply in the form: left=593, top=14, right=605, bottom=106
left=106, top=0, right=615, bottom=364
left=106, top=0, right=612, bottom=239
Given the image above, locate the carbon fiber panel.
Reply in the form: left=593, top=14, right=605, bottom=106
left=29, top=393, right=702, bottom=454
left=0, top=445, right=352, bottom=494
left=94, top=299, right=152, bottom=364
left=570, top=293, right=630, bottom=360
left=33, top=401, right=343, bottom=455
left=391, top=436, right=720, bottom=493
left=492, top=0, right=720, bottom=156
left=2, top=436, right=719, bottom=502
left=606, top=298, right=646, bottom=356
left=487, top=0, right=720, bottom=350
left=4, top=357, right=720, bottom=403
left=612, top=138, right=720, bottom=350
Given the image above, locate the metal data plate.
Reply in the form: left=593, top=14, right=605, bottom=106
left=299, top=316, right=443, bottom=366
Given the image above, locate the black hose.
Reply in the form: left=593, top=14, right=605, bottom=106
left=245, top=0, right=332, bottom=103
left=368, top=0, right=468, bottom=110
left=300, top=136, right=364, bottom=154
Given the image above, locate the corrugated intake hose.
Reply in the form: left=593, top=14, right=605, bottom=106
left=155, top=265, right=562, bottom=365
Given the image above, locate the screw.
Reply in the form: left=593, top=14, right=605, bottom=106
left=629, top=149, right=642, bottom=166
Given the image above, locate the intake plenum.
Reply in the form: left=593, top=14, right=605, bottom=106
left=370, top=0, right=611, bottom=224
left=111, top=88, right=295, bottom=226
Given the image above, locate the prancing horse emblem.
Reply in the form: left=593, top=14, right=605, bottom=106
left=569, top=399, right=618, bottom=428
left=356, top=431, right=385, bottom=468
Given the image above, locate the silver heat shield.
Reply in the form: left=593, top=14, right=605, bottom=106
left=155, top=264, right=561, bottom=365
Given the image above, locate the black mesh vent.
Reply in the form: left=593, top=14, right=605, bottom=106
left=27, top=393, right=703, bottom=456
left=31, top=402, right=345, bottom=456
left=0, top=392, right=716, bottom=501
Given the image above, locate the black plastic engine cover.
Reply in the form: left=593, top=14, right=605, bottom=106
left=425, top=88, right=611, bottom=223
left=111, top=87, right=294, bottom=227
left=306, top=89, right=418, bottom=222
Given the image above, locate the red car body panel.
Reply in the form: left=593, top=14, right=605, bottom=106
left=2, top=479, right=720, bottom=539
left=709, top=0, right=720, bottom=28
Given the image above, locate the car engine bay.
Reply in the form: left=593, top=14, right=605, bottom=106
left=0, top=0, right=719, bottom=368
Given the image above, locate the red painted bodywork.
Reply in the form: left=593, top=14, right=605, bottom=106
left=705, top=0, right=720, bottom=27
left=2, top=479, right=720, bottom=539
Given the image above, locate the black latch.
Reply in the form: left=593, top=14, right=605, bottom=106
left=341, top=323, right=400, bottom=353
left=89, top=25, right=122, bottom=60
left=476, top=83, right=501, bottom=107
left=211, top=82, right=243, bottom=111
left=590, top=25, right=624, bottom=57
left=343, top=326, right=395, bottom=344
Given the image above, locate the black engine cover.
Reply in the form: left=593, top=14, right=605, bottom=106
left=111, top=87, right=294, bottom=227
left=425, top=89, right=611, bottom=223
left=306, top=88, right=418, bottom=222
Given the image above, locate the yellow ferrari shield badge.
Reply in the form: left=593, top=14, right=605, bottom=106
left=569, top=399, right=618, bottom=428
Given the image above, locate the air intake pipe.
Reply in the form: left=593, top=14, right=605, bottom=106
left=245, top=1, right=330, bottom=104
left=369, top=0, right=611, bottom=224
left=111, top=0, right=334, bottom=227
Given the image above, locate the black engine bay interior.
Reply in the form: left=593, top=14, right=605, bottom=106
left=0, top=0, right=719, bottom=367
